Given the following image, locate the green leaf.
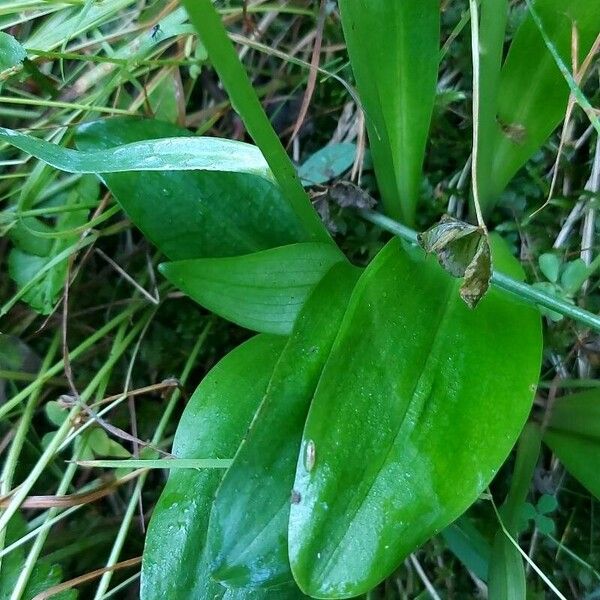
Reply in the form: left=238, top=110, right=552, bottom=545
left=500, top=423, right=542, bottom=535
left=0, top=125, right=273, bottom=179
left=547, top=389, right=600, bottom=440
left=180, top=0, right=330, bottom=243
left=539, top=253, right=560, bottom=284
left=338, top=0, right=439, bottom=225
left=7, top=176, right=95, bottom=314
left=298, top=143, right=356, bottom=186
left=147, top=71, right=182, bottom=124
left=544, top=389, right=600, bottom=499
left=474, top=0, right=509, bottom=213
left=0, top=32, right=26, bottom=82
left=544, top=431, right=600, bottom=500
left=288, top=237, right=541, bottom=597
left=87, top=428, right=130, bottom=458
left=560, top=259, right=588, bottom=296
left=159, top=243, right=346, bottom=335
left=442, top=517, right=491, bottom=583
left=141, top=334, right=287, bottom=600
left=206, top=262, right=361, bottom=588
left=536, top=494, right=558, bottom=515
left=75, top=118, right=311, bottom=260
left=483, top=0, right=600, bottom=206
left=45, top=401, right=67, bottom=427
left=487, top=533, right=526, bottom=600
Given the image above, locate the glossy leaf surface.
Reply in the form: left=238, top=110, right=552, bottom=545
left=544, top=389, right=600, bottom=499
left=289, top=237, right=542, bottom=597
left=141, top=334, right=287, bottom=600
left=338, top=0, right=439, bottom=225
left=0, top=125, right=272, bottom=178
left=75, top=118, right=309, bottom=260
left=159, top=243, right=346, bottom=335
left=207, top=262, right=361, bottom=588
left=483, top=0, right=600, bottom=206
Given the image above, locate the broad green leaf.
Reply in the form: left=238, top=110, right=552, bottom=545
left=289, top=237, right=541, bottom=597
left=483, top=0, right=600, bottom=207
left=544, top=431, right=600, bottom=500
left=0, top=126, right=273, bottom=179
left=475, top=0, right=509, bottom=214
left=75, top=118, right=310, bottom=260
left=487, top=533, right=526, bottom=600
left=544, top=389, right=600, bottom=499
left=206, top=262, right=361, bottom=588
left=338, top=0, right=439, bottom=225
left=298, top=143, right=356, bottom=186
left=0, top=32, right=26, bottom=82
left=159, top=243, right=346, bottom=335
left=141, top=334, right=287, bottom=600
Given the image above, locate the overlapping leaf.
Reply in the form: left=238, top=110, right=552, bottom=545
left=141, top=334, right=288, bottom=599
left=74, top=119, right=313, bottom=259
left=206, top=262, right=361, bottom=588
left=0, top=119, right=314, bottom=261
left=288, top=237, right=542, bottom=597
left=159, top=243, right=346, bottom=335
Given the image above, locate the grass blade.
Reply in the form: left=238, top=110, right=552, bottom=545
left=180, top=0, right=330, bottom=243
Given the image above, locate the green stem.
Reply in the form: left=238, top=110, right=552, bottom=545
left=180, top=0, right=329, bottom=243
left=359, top=209, right=600, bottom=333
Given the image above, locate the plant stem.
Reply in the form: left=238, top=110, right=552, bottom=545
left=180, top=0, right=330, bottom=243
left=359, top=209, right=600, bottom=333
